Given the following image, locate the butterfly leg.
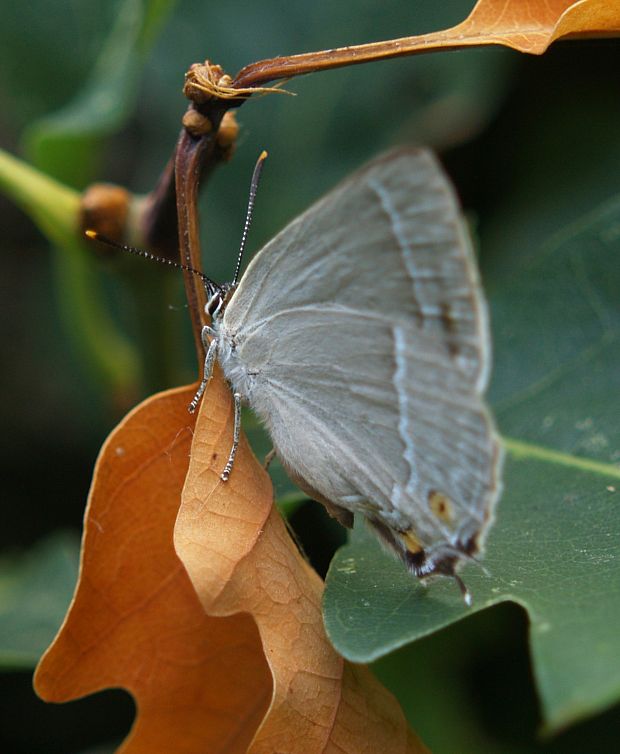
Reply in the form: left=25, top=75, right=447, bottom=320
left=221, top=392, right=241, bottom=481
left=188, top=330, right=218, bottom=413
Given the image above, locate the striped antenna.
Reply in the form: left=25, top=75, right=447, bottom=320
left=232, top=150, right=268, bottom=286
left=85, top=230, right=221, bottom=297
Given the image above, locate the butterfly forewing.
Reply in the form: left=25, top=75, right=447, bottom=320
left=224, top=149, right=489, bottom=390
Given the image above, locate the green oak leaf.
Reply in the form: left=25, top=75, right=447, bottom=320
left=323, top=195, right=620, bottom=732
left=0, top=533, right=80, bottom=669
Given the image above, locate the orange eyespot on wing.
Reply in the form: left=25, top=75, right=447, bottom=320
left=428, top=490, right=454, bottom=524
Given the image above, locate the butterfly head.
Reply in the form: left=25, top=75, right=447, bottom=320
left=204, top=281, right=237, bottom=322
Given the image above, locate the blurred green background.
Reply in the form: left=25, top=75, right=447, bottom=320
left=1, top=0, right=619, bottom=752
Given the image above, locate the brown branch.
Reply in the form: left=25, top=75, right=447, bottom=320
left=140, top=156, right=178, bottom=259
left=171, top=100, right=239, bottom=352
left=174, top=116, right=221, bottom=358
left=233, top=34, right=471, bottom=90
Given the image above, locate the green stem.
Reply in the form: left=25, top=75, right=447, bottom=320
left=0, top=148, right=141, bottom=405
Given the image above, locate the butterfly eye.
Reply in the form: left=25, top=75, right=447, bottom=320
left=205, top=291, right=224, bottom=318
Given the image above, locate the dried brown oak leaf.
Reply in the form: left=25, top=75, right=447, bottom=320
left=232, top=0, right=620, bottom=90
left=34, top=385, right=273, bottom=754
left=175, top=367, right=428, bottom=753
left=454, top=0, right=620, bottom=53
left=448, top=0, right=620, bottom=54
left=34, top=377, right=426, bottom=752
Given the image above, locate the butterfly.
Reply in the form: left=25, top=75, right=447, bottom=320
left=188, top=148, right=503, bottom=603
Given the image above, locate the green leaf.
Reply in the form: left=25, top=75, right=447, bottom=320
left=324, top=195, right=620, bottom=732
left=0, top=533, right=80, bottom=669
left=371, top=602, right=620, bottom=754
left=0, top=148, right=142, bottom=400
left=23, top=0, right=177, bottom=187
left=0, top=148, right=79, bottom=242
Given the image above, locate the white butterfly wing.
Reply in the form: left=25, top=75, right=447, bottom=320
left=218, top=149, right=501, bottom=576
